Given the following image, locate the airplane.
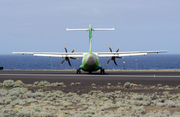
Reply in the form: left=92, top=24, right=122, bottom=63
left=13, top=24, right=167, bottom=74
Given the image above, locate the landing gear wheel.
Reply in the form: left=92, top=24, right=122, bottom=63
left=100, top=68, right=105, bottom=74
left=76, top=69, right=81, bottom=74
left=89, top=71, right=92, bottom=74
left=102, top=69, right=105, bottom=74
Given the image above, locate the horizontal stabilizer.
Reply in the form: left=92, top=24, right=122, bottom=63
left=66, top=28, right=89, bottom=31
left=92, top=28, right=115, bottom=31
left=66, top=28, right=115, bottom=31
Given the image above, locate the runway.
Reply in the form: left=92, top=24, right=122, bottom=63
left=1, top=70, right=180, bottom=86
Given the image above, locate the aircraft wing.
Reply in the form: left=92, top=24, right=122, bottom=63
left=13, top=50, right=167, bottom=57
left=12, top=52, right=86, bottom=57
left=94, top=50, right=167, bottom=57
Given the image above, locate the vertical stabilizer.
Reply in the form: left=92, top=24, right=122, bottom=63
left=89, top=24, right=92, bottom=54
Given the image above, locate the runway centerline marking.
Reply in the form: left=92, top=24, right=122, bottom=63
left=1, top=74, right=180, bottom=78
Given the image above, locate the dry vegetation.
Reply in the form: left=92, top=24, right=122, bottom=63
left=0, top=80, right=180, bottom=117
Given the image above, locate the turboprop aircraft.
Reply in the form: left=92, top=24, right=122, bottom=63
left=13, top=24, right=167, bottom=74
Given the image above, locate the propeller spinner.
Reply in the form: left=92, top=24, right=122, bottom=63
left=60, top=46, right=79, bottom=67
left=106, top=46, right=124, bottom=66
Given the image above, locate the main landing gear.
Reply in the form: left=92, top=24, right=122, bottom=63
left=76, top=68, right=81, bottom=74
left=100, top=68, right=105, bottom=74
left=77, top=68, right=105, bottom=74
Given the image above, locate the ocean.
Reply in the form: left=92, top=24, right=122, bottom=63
left=0, top=54, right=180, bottom=70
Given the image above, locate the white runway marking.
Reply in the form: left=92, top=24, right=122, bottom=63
left=0, top=74, right=180, bottom=78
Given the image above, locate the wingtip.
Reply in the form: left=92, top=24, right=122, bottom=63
left=108, top=46, right=110, bottom=48
left=106, top=63, right=108, bottom=66
left=64, top=46, right=66, bottom=48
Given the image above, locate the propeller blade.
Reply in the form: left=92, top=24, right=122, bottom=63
left=108, top=46, right=112, bottom=52
left=106, top=58, right=111, bottom=66
left=70, top=57, right=79, bottom=60
left=64, top=46, right=67, bottom=53
left=113, top=60, right=118, bottom=66
left=116, top=57, right=124, bottom=59
left=106, top=47, right=122, bottom=66
left=68, top=60, right=72, bottom=67
left=60, top=59, right=66, bottom=66
left=116, top=47, right=120, bottom=52
left=71, top=48, right=75, bottom=53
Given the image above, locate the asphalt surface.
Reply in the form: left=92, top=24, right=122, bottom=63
left=1, top=70, right=180, bottom=87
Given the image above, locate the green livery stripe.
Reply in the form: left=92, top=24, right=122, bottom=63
left=79, top=65, right=84, bottom=69
left=82, top=54, right=89, bottom=65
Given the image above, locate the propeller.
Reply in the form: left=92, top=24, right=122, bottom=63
left=60, top=46, right=79, bottom=67
left=106, top=46, right=124, bottom=66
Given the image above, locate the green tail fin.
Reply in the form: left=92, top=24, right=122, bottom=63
left=89, top=24, right=92, bottom=54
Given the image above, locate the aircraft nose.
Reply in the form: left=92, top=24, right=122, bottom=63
left=86, top=54, right=96, bottom=65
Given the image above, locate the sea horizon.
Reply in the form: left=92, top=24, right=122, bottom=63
left=0, top=54, right=180, bottom=70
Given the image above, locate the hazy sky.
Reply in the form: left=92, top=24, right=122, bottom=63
left=0, top=0, right=180, bottom=54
